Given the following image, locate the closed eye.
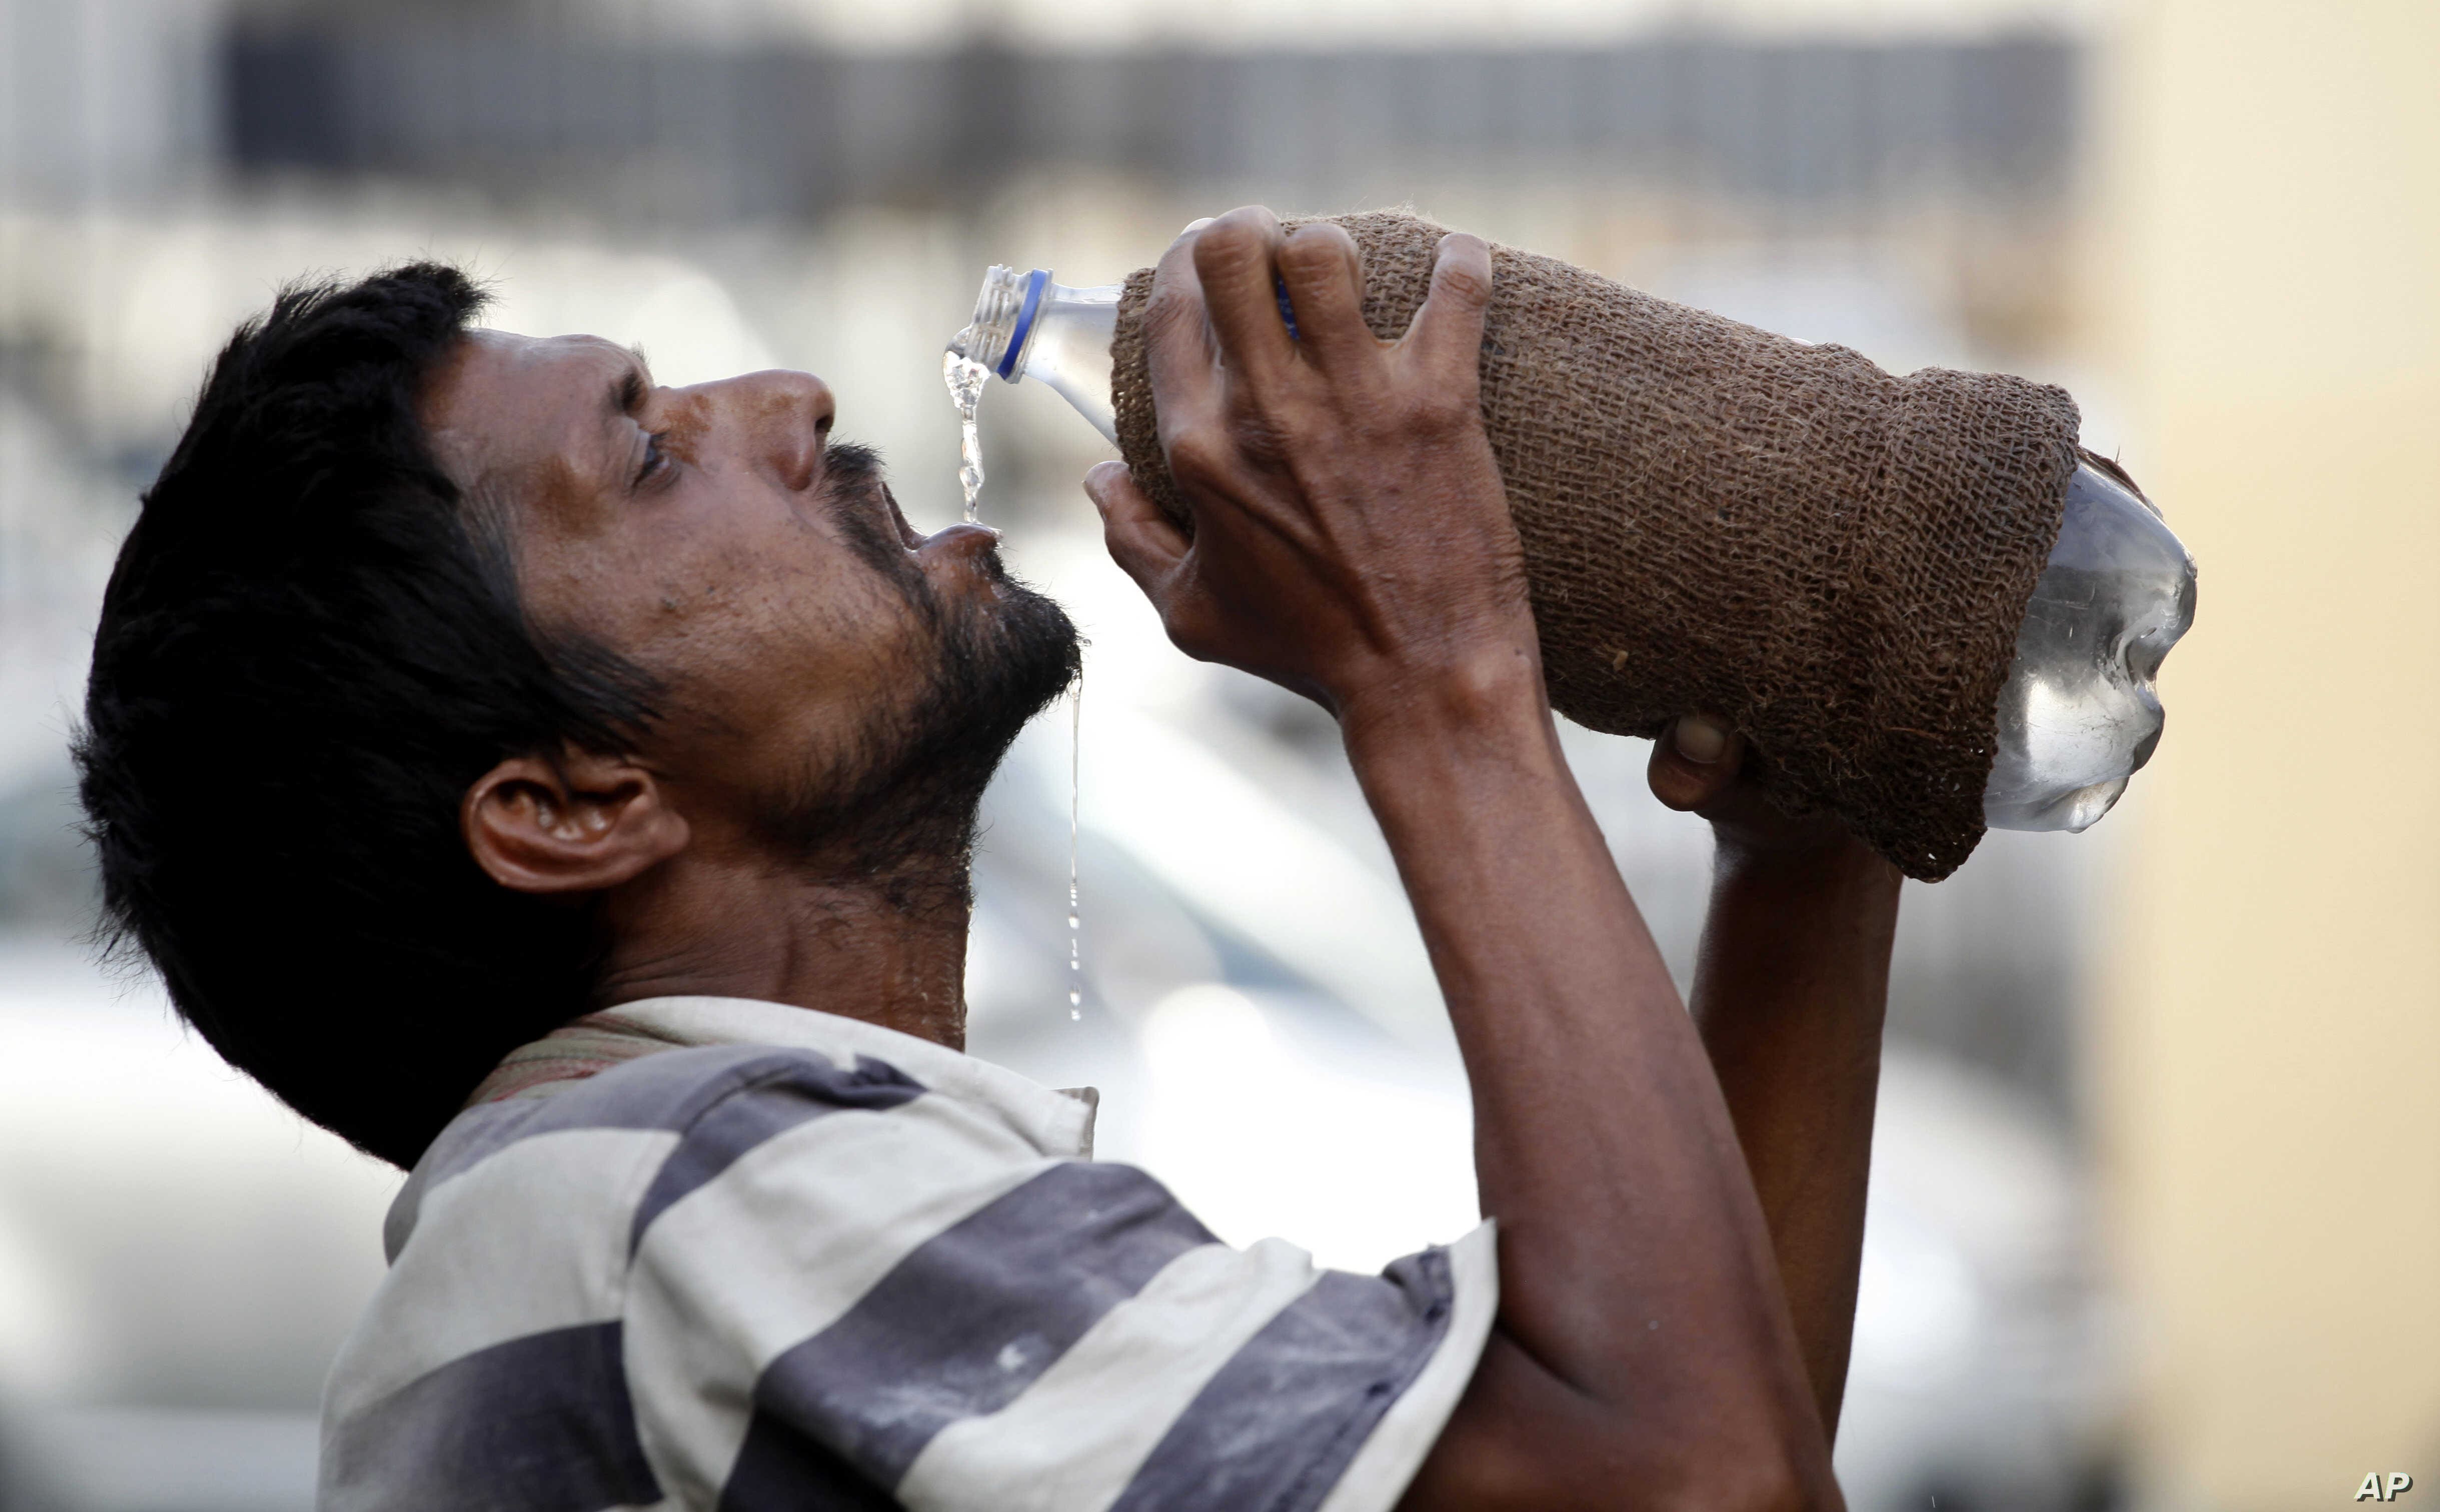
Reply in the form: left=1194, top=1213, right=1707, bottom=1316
left=636, top=429, right=671, bottom=487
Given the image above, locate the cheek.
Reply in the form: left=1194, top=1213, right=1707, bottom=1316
left=516, top=466, right=934, bottom=744
left=669, top=546, right=935, bottom=739
left=585, top=492, right=821, bottom=654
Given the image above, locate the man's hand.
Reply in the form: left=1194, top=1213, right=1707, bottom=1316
left=1647, top=715, right=1854, bottom=860
left=1084, top=207, right=1531, bottom=725
left=1651, top=714, right=1903, bottom=1439
left=1088, top=209, right=1841, bottom=1512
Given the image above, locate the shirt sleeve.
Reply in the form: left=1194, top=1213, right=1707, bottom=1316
left=619, top=1067, right=1497, bottom=1512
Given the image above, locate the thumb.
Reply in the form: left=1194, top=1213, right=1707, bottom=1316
left=1647, top=714, right=1745, bottom=813
left=1085, top=461, right=1189, bottom=597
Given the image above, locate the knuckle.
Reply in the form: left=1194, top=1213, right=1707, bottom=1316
left=1142, top=287, right=1204, bottom=344
left=1411, top=384, right=1483, bottom=436
left=1228, top=405, right=1295, bottom=465
left=1100, top=514, right=1150, bottom=570
left=1432, top=261, right=1494, bottom=309
left=1278, top=224, right=1356, bottom=277
left=1165, top=604, right=1224, bottom=663
left=1193, top=213, right=1270, bottom=264
left=1162, top=429, right=1233, bottom=490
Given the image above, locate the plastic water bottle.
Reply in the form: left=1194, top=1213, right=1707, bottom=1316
left=1983, top=458, right=2197, bottom=832
left=946, top=266, right=1121, bottom=443
left=949, top=265, right=2197, bottom=836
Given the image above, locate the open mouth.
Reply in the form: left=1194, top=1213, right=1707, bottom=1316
left=879, top=481, right=923, bottom=552
left=813, top=439, right=920, bottom=550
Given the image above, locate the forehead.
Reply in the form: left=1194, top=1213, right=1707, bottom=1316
left=420, top=329, right=638, bottom=486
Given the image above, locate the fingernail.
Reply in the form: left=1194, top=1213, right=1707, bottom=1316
left=1673, top=716, right=1730, bottom=764
left=1181, top=217, right=1214, bottom=235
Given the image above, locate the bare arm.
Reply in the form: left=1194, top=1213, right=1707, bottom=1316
left=1650, top=724, right=1904, bottom=1438
left=1085, top=207, right=1838, bottom=1512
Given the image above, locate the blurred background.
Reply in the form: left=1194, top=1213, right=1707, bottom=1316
left=0, top=0, right=2429, bottom=1507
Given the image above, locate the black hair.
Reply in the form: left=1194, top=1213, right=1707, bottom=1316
left=75, top=264, right=661, bottom=1168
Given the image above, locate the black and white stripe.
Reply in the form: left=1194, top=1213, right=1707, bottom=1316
left=320, top=996, right=1496, bottom=1512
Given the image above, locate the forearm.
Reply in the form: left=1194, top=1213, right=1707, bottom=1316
left=1099, top=210, right=1838, bottom=1507
left=1343, top=664, right=1834, bottom=1499
left=1690, top=837, right=1901, bottom=1437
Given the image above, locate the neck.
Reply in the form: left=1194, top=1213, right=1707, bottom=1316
left=592, top=843, right=973, bottom=1050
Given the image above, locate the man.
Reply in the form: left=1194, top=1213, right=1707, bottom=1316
left=77, top=207, right=1902, bottom=1510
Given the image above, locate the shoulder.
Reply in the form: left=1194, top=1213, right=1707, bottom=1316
left=324, top=1034, right=1116, bottom=1511
left=325, top=1043, right=1007, bottom=1456
left=377, top=1043, right=910, bottom=1256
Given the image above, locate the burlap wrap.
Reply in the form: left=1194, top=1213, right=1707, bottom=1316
left=1109, top=211, right=2082, bottom=881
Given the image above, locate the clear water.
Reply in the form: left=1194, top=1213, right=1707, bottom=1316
left=1012, top=289, right=1121, bottom=445
left=946, top=316, right=1086, bottom=1022
left=943, top=343, right=989, bottom=523
left=1985, top=460, right=2197, bottom=832
left=1067, top=682, right=1082, bottom=1021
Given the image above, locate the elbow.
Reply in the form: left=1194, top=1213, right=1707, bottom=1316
left=1405, top=1337, right=1841, bottom=1512
left=1656, top=1446, right=1834, bottom=1512
left=1639, top=1400, right=1841, bottom=1512
left=1408, top=1398, right=1839, bottom=1512
left=1587, top=1389, right=1844, bottom=1512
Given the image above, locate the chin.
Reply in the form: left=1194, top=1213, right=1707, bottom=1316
left=758, top=575, right=1078, bottom=869
left=963, top=572, right=1080, bottom=722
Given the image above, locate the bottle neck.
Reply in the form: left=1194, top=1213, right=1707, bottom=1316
left=950, top=265, right=1048, bottom=381
left=944, top=263, right=1124, bottom=444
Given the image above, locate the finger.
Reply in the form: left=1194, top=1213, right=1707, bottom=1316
left=1276, top=223, right=1376, bottom=375
left=1145, top=224, right=1223, bottom=441
left=1647, top=715, right=1746, bottom=813
left=1675, top=713, right=1733, bottom=764
left=1191, top=207, right=1296, bottom=384
left=1084, top=461, right=1189, bottom=596
left=1402, top=232, right=1495, bottom=385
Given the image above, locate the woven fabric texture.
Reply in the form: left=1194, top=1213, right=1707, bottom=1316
left=1109, top=210, right=2081, bottom=881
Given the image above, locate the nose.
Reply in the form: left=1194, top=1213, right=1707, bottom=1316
left=709, top=368, right=835, bottom=493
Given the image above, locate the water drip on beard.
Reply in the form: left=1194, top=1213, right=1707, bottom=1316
left=1066, top=677, right=1083, bottom=1022
left=944, top=343, right=989, bottom=524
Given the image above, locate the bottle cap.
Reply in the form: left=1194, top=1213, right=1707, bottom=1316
left=997, top=269, right=1051, bottom=381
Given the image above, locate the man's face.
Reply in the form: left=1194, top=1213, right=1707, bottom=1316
left=421, top=330, right=1077, bottom=867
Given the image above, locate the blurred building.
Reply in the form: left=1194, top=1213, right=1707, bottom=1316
left=7, top=0, right=2111, bottom=1111
left=9, top=0, right=2384, bottom=1507
left=2096, top=2, right=2440, bottom=1506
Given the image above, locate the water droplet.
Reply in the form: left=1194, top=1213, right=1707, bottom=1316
left=943, top=345, right=988, bottom=524
left=1066, top=681, right=1083, bottom=1023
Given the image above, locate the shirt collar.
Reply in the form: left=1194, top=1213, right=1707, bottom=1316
left=468, top=995, right=1098, bottom=1160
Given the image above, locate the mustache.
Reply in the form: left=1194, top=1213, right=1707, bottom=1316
left=819, top=438, right=936, bottom=600
left=822, top=440, right=883, bottom=491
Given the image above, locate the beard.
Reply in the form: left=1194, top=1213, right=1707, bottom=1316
left=752, top=443, right=1080, bottom=888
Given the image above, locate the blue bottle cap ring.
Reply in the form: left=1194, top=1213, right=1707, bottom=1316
left=997, top=269, right=1051, bottom=381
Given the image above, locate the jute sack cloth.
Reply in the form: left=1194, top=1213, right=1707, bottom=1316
left=1109, top=210, right=2083, bottom=882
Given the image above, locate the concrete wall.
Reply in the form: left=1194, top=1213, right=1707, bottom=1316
left=2097, top=1, right=2440, bottom=1503
left=0, top=0, right=227, bottom=206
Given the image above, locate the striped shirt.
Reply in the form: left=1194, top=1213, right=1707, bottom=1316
left=319, top=995, right=1498, bottom=1511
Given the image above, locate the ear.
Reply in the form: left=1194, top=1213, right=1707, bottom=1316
left=462, top=749, right=690, bottom=895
